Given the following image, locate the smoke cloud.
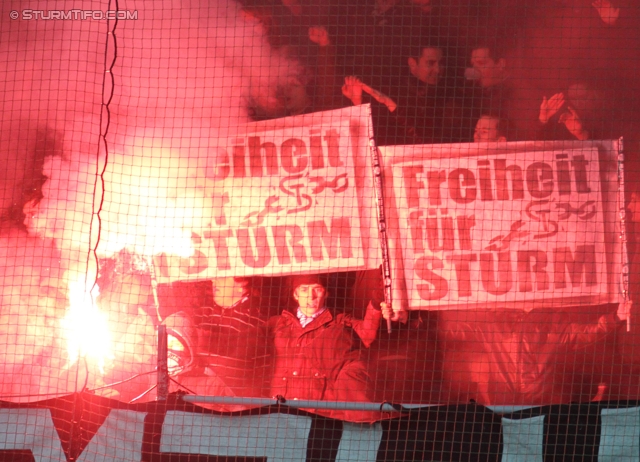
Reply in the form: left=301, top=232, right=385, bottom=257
left=0, top=0, right=300, bottom=400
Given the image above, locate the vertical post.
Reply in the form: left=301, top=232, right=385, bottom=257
left=617, top=137, right=631, bottom=332
left=146, top=256, right=164, bottom=323
left=366, top=105, right=393, bottom=334
left=157, top=324, right=169, bottom=400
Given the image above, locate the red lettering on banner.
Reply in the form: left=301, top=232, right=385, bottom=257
left=494, top=159, right=524, bottom=201
left=324, top=128, right=343, bottom=167
left=402, top=154, right=593, bottom=211
left=447, top=253, right=477, bottom=297
left=555, top=154, right=572, bottom=196
left=456, top=215, right=475, bottom=251
left=177, top=249, right=209, bottom=275
left=222, top=129, right=344, bottom=179
left=448, top=168, right=477, bottom=204
left=411, top=245, right=599, bottom=302
left=203, top=228, right=233, bottom=270
left=427, top=170, right=446, bottom=206
left=308, top=217, right=353, bottom=261
left=272, top=224, right=307, bottom=264
left=281, top=138, right=308, bottom=173
left=248, top=136, right=278, bottom=177
left=415, top=256, right=448, bottom=300
left=211, top=192, right=230, bottom=226
left=409, top=211, right=425, bottom=254
left=402, top=165, right=425, bottom=209
left=480, top=251, right=513, bottom=295
left=161, top=217, right=355, bottom=277
left=426, top=209, right=455, bottom=252
left=525, top=162, right=554, bottom=199
left=233, top=138, right=247, bottom=178
left=478, top=160, right=493, bottom=201
left=215, top=150, right=230, bottom=179
left=553, top=245, right=597, bottom=288
left=517, top=250, right=549, bottom=292
left=237, top=227, right=272, bottom=268
left=572, top=155, right=591, bottom=193
left=408, top=210, right=476, bottom=254
left=401, top=149, right=603, bottom=306
left=310, top=129, right=326, bottom=169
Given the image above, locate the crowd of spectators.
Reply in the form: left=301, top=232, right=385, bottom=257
left=241, top=0, right=639, bottom=150
left=94, top=0, right=640, bottom=410
left=233, top=0, right=640, bottom=407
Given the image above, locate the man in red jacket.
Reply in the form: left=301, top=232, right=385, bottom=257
left=268, top=274, right=391, bottom=413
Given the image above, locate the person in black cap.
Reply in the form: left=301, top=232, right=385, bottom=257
left=268, top=273, right=391, bottom=420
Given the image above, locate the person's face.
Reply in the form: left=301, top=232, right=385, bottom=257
left=409, top=48, right=442, bottom=85
left=470, top=48, right=505, bottom=88
left=474, top=116, right=505, bottom=142
left=566, top=82, right=597, bottom=118
left=293, top=283, right=327, bottom=316
left=213, top=277, right=249, bottom=308
left=278, top=80, right=310, bottom=116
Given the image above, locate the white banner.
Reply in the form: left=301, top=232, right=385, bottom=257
left=153, top=105, right=381, bottom=283
left=381, top=140, right=624, bottom=310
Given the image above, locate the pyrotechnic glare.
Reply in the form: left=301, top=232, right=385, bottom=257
left=61, top=280, right=113, bottom=374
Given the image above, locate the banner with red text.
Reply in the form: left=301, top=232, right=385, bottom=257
left=153, top=105, right=380, bottom=283
left=381, top=140, right=624, bottom=310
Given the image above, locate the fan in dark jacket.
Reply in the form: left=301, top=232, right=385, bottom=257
left=268, top=274, right=392, bottom=421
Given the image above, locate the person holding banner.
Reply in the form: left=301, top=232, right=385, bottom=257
left=268, top=273, right=392, bottom=418
left=439, top=301, right=631, bottom=405
left=164, top=277, right=270, bottom=402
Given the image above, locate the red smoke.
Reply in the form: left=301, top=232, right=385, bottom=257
left=0, top=0, right=300, bottom=401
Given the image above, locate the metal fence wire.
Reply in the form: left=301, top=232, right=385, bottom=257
left=1, top=0, right=639, bottom=460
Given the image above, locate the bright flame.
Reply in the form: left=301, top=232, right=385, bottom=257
left=61, top=280, right=113, bottom=373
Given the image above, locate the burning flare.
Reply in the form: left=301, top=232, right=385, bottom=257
left=61, top=280, right=113, bottom=374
